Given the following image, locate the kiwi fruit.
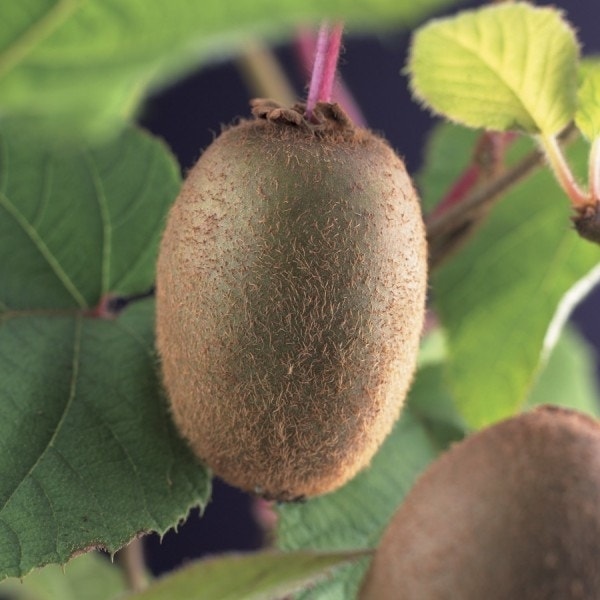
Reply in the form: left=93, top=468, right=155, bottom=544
left=156, top=99, right=427, bottom=500
left=359, top=406, right=600, bottom=599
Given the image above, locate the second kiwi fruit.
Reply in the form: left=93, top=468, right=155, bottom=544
left=360, top=405, right=600, bottom=599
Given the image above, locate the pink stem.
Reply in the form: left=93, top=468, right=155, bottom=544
left=296, top=28, right=367, bottom=127
left=305, top=22, right=344, bottom=121
left=540, top=134, right=589, bottom=209
left=305, top=25, right=329, bottom=119
left=319, top=23, right=343, bottom=103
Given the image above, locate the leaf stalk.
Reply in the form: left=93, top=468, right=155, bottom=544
left=538, top=133, right=589, bottom=209
left=589, top=137, right=600, bottom=203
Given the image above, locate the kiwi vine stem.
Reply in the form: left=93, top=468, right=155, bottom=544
left=426, top=144, right=549, bottom=268
left=426, top=127, right=588, bottom=268
left=305, top=22, right=344, bottom=121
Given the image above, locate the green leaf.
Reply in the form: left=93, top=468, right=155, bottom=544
left=408, top=3, right=579, bottom=135
left=407, top=364, right=466, bottom=448
left=416, top=327, right=447, bottom=368
left=426, top=124, right=600, bottom=428
left=0, top=0, right=462, bottom=139
left=0, top=301, right=211, bottom=581
left=0, top=120, right=179, bottom=311
left=0, top=551, right=126, bottom=600
left=127, top=550, right=367, bottom=600
left=0, top=124, right=210, bottom=580
left=576, top=59, right=600, bottom=140
left=526, top=325, right=600, bottom=416
left=276, top=366, right=447, bottom=599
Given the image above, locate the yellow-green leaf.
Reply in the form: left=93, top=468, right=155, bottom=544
left=576, top=59, right=600, bottom=140
left=408, top=3, right=579, bottom=135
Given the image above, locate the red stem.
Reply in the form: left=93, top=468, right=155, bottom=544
left=431, top=166, right=480, bottom=219
left=86, top=294, right=117, bottom=319
left=430, top=131, right=517, bottom=219
left=305, top=22, right=344, bottom=121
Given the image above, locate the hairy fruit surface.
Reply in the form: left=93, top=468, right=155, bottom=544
left=360, top=406, right=600, bottom=599
left=156, top=100, right=427, bottom=500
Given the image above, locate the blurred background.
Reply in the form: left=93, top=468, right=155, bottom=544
left=135, top=0, right=600, bottom=575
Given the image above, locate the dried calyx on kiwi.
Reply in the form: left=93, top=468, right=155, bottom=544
left=360, top=405, right=600, bottom=599
left=573, top=202, right=600, bottom=245
left=156, top=99, right=427, bottom=501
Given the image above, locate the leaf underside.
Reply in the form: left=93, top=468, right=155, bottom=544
left=0, top=0, right=462, bottom=139
left=128, top=549, right=369, bottom=600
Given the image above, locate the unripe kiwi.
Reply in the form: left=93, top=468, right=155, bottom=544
left=156, top=100, right=427, bottom=500
left=360, top=406, right=600, bottom=599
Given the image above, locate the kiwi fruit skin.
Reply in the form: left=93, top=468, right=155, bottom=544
left=359, top=406, right=600, bottom=600
left=156, top=101, right=427, bottom=501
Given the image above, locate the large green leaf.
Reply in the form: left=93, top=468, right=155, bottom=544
left=0, top=121, right=180, bottom=311
left=276, top=366, right=446, bottom=599
left=0, top=551, right=126, bottom=600
left=0, top=0, right=462, bottom=139
left=127, top=549, right=368, bottom=600
left=408, top=3, right=579, bottom=135
left=425, top=124, right=600, bottom=428
left=0, top=123, right=210, bottom=580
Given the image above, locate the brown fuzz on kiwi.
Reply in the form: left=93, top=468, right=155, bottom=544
left=359, top=406, right=600, bottom=599
left=156, top=99, right=428, bottom=501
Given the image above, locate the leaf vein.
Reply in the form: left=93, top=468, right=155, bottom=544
left=0, top=191, right=88, bottom=308
left=435, top=28, right=536, bottom=129
left=83, top=152, right=112, bottom=297
left=0, top=316, right=83, bottom=516
left=0, top=0, right=82, bottom=81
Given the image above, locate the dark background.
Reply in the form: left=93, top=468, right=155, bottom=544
left=138, top=0, right=600, bottom=574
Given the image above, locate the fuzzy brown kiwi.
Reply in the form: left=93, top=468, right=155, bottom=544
left=359, top=405, right=600, bottom=600
left=155, top=99, right=427, bottom=501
